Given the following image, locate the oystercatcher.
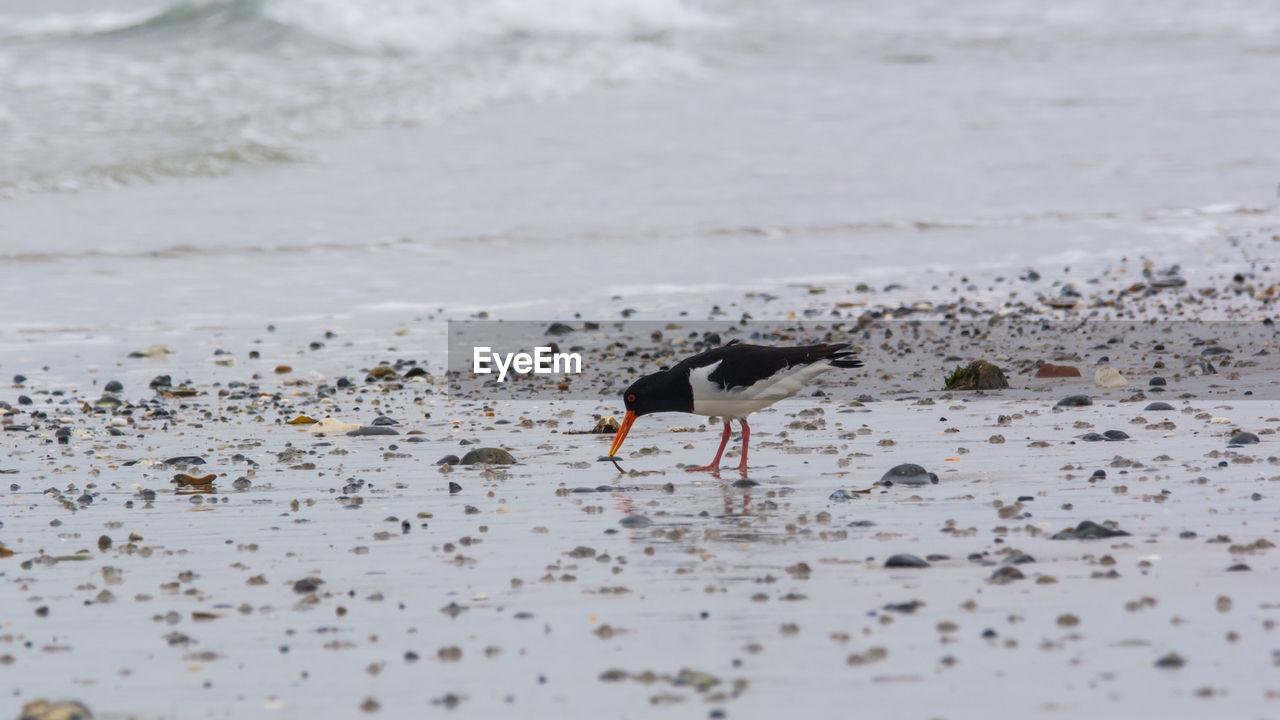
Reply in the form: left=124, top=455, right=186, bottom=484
left=608, top=341, right=862, bottom=473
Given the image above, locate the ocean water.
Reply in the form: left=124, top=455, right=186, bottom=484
left=0, top=0, right=1277, bottom=353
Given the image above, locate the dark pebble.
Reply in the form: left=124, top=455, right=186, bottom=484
left=1003, top=553, right=1035, bottom=565
left=1081, top=433, right=1103, bottom=442
left=149, top=375, right=172, bottom=389
left=732, top=479, right=760, bottom=488
left=884, top=554, right=930, bottom=569
left=459, top=448, right=516, bottom=465
left=292, top=577, right=324, bottom=593
left=1228, top=432, right=1260, bottom=446
left=436, top=455, right=460, bottom=466
left=848, top=520, right=876, bottom=527
left=1226, top=563, right=1251, bottom=572
left=1053, top=520, right=1130, bottom=540
left=989, top=566, right=1024, bottom=584
left=1091, top=469, right=1106, bottom=480
left=1103, top=430, right=1129, bottom=441
left=879, top=463, right=937, bottom=486
left=104, top=380, right=124, bottom=392
left=1155, top=652, right=1186, bottom=669
left=346, top=426, right=400, bottom=437
left=370, top=416, right=400, bottom=426
left=13, top=374, right=26, bottom=384
left=1055, top=394, right=1092, bottom=408
left=448, top=482, right=462, bottom=494
left=828, top=489, right=853, bottom=502
left=1144, top=401, right=1175, bottom=411
left=619, top=515, right=653, bottom=528
left=232, top=477, right=252, bottom=490
left=546, top=322, right=575, bottom=336
left=1200, top=346, right=1230, bottom=356
left=17, top=395, right=32, bottom=406
left=164, top=456, right=206, bottom=466
left=1148, top=377, right=1166, bottom=386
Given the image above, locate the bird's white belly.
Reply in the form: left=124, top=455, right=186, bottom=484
left=688, top=361, right=834, bottom=419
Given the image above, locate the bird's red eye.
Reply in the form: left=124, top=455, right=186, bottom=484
left=626, top=394, right=636, bottom=403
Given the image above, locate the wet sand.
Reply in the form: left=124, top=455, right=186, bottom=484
left=3, top=241, right=1278, bottom=720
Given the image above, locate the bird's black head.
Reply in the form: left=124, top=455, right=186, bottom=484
left=622, top=370, right=692, bottom=418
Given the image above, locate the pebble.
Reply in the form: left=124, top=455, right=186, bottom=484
left=731, top=479, right=760, bottom=488
left=828, top=489, right=853, bottom=502
left=1052, top=520, right=1131, bottom=540
left=459, top=448, right=516, bottom=465
left=164, top=456, right=206, bottom=466
left=884, top=554, right=930, bottom=568
left=448, top=482, right=462, bottom=494
left=1055, top=394, right=1092, bottom=408
left=104, top=380, right=123, bottom=393
left=1144, top=401, right=1175, bottom=411
left=436, top=455, right=461, bottom=466
left=1094, top=366, right=1128, bottom=388
left=1154, top=652, right=1186, bottom=669
left=346, top=426, right=400, bottom=437
left=619, top=515, right=653, bottom=528
left=989, top=566, right=1024, bottom=584
left=1034, top=362, right=1081, bottom=378
left=1148, top=377, right=1166, bottom=386
left=879, top=463, right=938, bottom=486
left=1102, top=430, right=1129, bottom=441
left=370, top=416, right=400, bottom=426
left=1227, top=432, right=1259, bottom=446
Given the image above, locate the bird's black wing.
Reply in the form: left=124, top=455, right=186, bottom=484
left=676, top=343, right=862, bottom=391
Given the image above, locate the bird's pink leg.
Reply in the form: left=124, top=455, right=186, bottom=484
left=736, top=418, right=751, bottom=474
left=686, top=420, right=733, bottom=472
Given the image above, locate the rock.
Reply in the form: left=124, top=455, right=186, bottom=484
left=1200, top=346, right=1230, bottom=356
left=828, top=489, right=852, bottom=502
left=371, top=416, right=400, bottom=426
left=1154, top=652, right=1186, bottom=669
left=546, top=322, right=575, bottom=336
left=1052, top=520, right=1131, bottom=540
left=1144, top=401, right=1175, bottom=411
left=1103, top=430, right=1129, bottom=441
left=308, top=417, right=361, bottom=434
left=1188, top=359, right=1216, bottom=376
left=365, top=366, right=398, bottom=381
left=943, top=360, right=1010, bottom=390
left=103, top=380, right=123, bottom=393
left=346, top=426, right=400, bottom=437
left=148, top=375, right=172, bottom=389
left=1148, top=377, right=1167, bottom=386
left=1091, top=469, right=1106, bottom=480
left=232, top=477, right=252, bottom=490
left=989, top=566, right=1024, bottom=584
left=163, top=456, right=206, bottom=466
left=879, top=464, right=937, bottom=487
left=1055, top=394, right=1092, bottom=408
left=619, top=515, right=653, bottom=528
left=1149, top=276, right=1186, bottom=289
left=732, top=478, right=759, bottom=488
left=1034, top=363, right=1081, bottom=378
left=1228, top=432, right=1260, bottom=446
left=459, top=448, right=516, bottom=465
left=884, top=554, right=930, bottom=568
left=1080, top=433, right=1103, bottom=442
left=592, top=416, right=620, bottom=434
left=1094, top=366, right=1128, bottom=388
left=436, top=455, right=460, bottom=466
left=447, top=482, right=462, bottom=494
left=292, top=577, right=324, bottom=593
left=18, top=699, right=93, bottom=720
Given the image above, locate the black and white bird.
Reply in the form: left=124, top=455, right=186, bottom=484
left=608, top=341, right=863, bottom=473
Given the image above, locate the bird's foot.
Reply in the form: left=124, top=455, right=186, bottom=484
left=685, top=464, right=722, bottom=473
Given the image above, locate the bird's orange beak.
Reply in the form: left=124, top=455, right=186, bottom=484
left=608, top=411, right=636, bottom=458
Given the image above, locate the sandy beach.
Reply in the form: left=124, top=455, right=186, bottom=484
left=3, top=1, right=1280, bottom=718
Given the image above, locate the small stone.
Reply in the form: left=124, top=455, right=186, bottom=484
left=884, top=554, right=930, bottom=569
left=619, top=515, right=653, bottom=528
left=436, top=455, right=460, bottom=466
left=989, top=566, right=1024, bottom=584
left=1144, top=402, right=1175, bottom=411
left=459, top=448, right=516, bottom=465
left=879, top=464, right=937, bottom=486
left=1053, top=520, right=1130, bottom=540
left=164, top=456, right=206, bottom=466
left=448, top=482, right=462, bottom=494
left=293, top=577, right=324, bottom=594
left=1102, top=430, right=1129, bottom=441
left=104, top=380, right=124, bottom=393
left=1155, top=652, right=1186, bottom=669
left=828, top=489, right=852, bottom=502
left=1148, top=377, right=1166, bottom=386
left=1081, top=433, right=1103, bottom=442
left=943, top=360, right=1010, bottom=390
left=546, top=322, right=575, bottom=336
left=1094, top=366, right=1128, bottom=388
left=1055, top=394, right=1092, bottom=408
left=1228, top=432, right=1259, bottom=446
left=1034, top=363, right=1081, bottom=378
left=346, top=426, right=400, bottom=437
